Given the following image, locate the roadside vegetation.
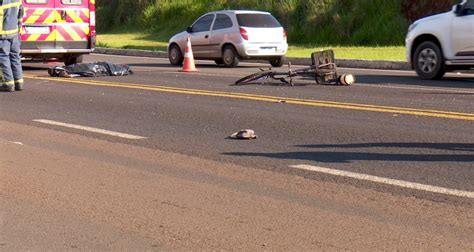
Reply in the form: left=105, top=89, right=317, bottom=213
left=96, top=33, right=406, bottom=61
left=96, top=0, right=456, bottom=61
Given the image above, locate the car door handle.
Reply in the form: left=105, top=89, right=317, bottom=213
left=205, top=35, right=209, bottom=39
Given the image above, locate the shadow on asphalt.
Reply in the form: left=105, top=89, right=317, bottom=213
left=232, top=80, right=347, bottom=87
left=356, top=74, right=474, bottom=89
left=223, top=142, right=474, bottom=163
left=22, top=62, right=262, bottom=74
left=296, top=142, right=474, bottom=152
left=127, top=62, right=265, bottom=69
left=22, top=61, right=474, bottom=90
left=23, top=65, right=56, bottom=71
left=128, top=63, right=179, bottom=68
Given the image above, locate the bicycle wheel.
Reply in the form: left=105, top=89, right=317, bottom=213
left=235, top=70, right=274, bottom=85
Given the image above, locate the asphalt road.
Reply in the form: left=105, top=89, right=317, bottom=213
left=1, top=54, right=473, bottom=250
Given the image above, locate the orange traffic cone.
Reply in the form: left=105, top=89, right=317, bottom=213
left=181, top=37, right=198, bottom=72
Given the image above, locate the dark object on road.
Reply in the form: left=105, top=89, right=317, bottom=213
left=48, top=62, right=133, bottom=78
left=0, top=84, right=15, bottom=92
left=229, top=129, right=257, bottom=140
left=235, top=49, right=355, bottom=86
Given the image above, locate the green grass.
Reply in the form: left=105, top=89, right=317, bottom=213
left=287, top=46, right=406, bottom=61
left=97, top=33, right=169, bottom=52
left=97, top=33, right=406, bottom=61
left=98, top=0, right=411, bottom=46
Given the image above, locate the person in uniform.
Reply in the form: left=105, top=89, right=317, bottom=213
left=0, top=0, right=23, bottom=92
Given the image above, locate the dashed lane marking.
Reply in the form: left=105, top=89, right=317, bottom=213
left=33, top=119, right=147, bottom=140
left=290, top=164, right=474, bottom=199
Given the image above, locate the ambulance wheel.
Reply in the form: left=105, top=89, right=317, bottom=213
left=65, top=55, right=83, bottom=66
left=169, top=44, right=184, bottom=65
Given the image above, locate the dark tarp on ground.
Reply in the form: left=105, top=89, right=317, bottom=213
left=48, top=62, right=133, bottom=78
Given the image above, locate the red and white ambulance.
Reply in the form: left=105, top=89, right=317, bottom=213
left=20, top=0, right=96, bottom=65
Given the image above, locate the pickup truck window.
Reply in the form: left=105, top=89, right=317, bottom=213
left=464, top=1, right=474, bottom=15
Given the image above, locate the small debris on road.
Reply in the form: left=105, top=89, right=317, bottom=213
left=229, top=129, right=257, bottom=140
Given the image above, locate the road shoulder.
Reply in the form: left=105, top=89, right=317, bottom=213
left=1, top=120, right=472, bottom=250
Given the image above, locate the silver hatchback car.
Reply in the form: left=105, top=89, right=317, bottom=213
left=168, top=10, right=288, bottom=67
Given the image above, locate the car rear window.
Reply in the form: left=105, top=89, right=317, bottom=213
left=236, top=14, right=281, bottom=28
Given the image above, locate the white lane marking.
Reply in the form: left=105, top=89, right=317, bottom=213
left=33, top=119, right=146, bottom=140
left=290, top=164, right=474, bottom=199
left=354, top=83, right=474, bottom=94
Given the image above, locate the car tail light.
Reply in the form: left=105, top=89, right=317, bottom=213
left=283, top=29, right=287, bottom=41
left=240, top=27, right=248, bottom=40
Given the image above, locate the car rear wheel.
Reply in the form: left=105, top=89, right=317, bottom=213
left=169, top=44, right=184, bottom=65
left=222, top=45, right=239, bottom=67
left=413, top=41, right=445, bottom=80
left=269, top=56, right=285, bottom=67
left=64, top=55, right=83, bottom=66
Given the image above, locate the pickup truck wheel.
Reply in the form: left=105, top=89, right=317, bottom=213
left=169, top=44, right=184, bottom=65
left=64, top=55, right=83, bottom=66
left=222, top=45, right=239, bottom=67
left=414, top=41, right=445, bottom=80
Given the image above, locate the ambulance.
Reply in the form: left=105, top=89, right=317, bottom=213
left=20, top=0, right=96, bottom=65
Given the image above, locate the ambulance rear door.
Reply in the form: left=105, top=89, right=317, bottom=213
left=21, top=0, right=91, bottom=62
left=22, top=0, right=57, bottom=52
left=55, top=0, right=90, bottom=51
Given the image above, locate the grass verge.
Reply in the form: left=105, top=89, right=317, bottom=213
left=287, top=46, right=406, bottom=61
left=97, top=33, right=406, bottom=62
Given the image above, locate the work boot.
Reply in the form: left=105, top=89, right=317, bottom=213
left=0, top=84, right=14, bottom=92
left=15, top=83, right=24, bottom=91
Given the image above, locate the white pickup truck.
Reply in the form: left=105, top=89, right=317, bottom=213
left=406, top=0, right=474, bottom=79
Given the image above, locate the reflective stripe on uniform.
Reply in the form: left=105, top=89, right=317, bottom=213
left=0, top=0, right=22, bottom=36
left=1, top=80, right=15, bottom=85
left=0, top=1, right=21, bottom=10
left=0, top=28, right=21, bottom=36
left=14, top=78, right=23, bottom=84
